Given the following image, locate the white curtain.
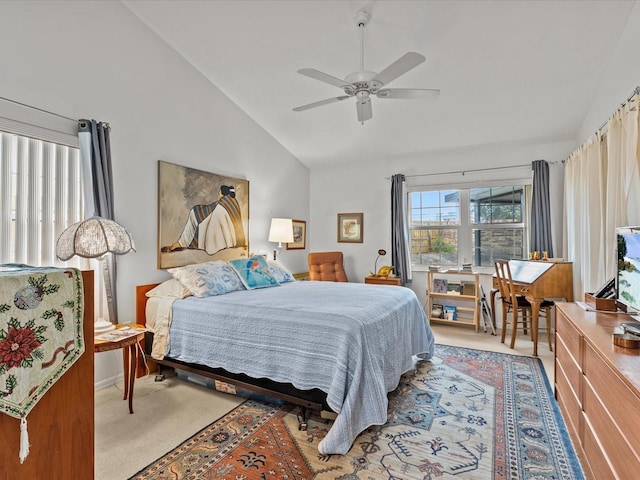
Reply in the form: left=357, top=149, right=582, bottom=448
left=564, top=92, right=640, bottom=300
left=564, top=136, right=605, bottom=300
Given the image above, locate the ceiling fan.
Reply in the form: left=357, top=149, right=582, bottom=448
left=293, top=9, right=440, bottom=123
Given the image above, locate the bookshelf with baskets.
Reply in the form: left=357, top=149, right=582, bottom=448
left=427, top=270, right=479, bottom=331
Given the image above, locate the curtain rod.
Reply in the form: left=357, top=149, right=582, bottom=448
left=0, top=95, right=77, bottom=123
left=398, top=160, right=560, bottom=179
left=596, top=85, right=640, bottom=133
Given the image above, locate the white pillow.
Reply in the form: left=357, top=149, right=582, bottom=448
left=267, top=260, right=296, bottom=283
left=145, top=278, right=192, bottom=299
left=167, top=261, right=245, bottom=297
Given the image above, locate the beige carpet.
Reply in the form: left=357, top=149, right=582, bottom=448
left=95, top=370, right=243, bottom=480
left=95, top=323, right=555, bottom=479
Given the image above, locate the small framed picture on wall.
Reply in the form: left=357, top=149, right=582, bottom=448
left=337, top=213, right=363, bottom=243
left=287, top=219, right=306, bottom=250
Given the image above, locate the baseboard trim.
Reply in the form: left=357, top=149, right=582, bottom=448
left=95, top=373, right=124, bottom=391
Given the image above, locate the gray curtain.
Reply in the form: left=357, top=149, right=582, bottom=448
left=391, top=174, right=412, bottom=284
left=78, top=119, right=119, bottom=323
left=530, top=159, right=554, bottom=257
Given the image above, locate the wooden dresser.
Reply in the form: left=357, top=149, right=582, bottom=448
left=555, top=302, right=640, bottom=479
left=0, top=270, right=94, bottom=479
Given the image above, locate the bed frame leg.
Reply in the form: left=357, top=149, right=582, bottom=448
left=297, top=407, right=308, bottom=431
left=154, top=363, right=166, bottom=382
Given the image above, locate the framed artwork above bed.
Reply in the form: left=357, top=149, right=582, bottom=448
left=157, top=160, right=249, bottom=269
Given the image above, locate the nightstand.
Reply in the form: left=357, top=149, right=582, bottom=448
left=364, top=275, right=402, bottom=286
left=94, top=323, right=145, bottom=414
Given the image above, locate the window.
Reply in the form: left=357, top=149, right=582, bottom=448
left=409, top=185, right=527, bottom=268
left=410, top=190, right=460, bottom=266
left=0, top=131, right=86, bottom=266
left=0, top=99, right=87, bottom=270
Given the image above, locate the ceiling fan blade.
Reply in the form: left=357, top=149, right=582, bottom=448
left=377, top=88, right=440, bottom=99
left=297, top=68, right=352, bottom=89
left=356, top=98, right=373, bottom=122
left=293, top=95, right=350, bottom=112
left=371, top=52, right=426, bottom=87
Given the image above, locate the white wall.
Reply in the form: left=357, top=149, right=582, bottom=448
left=4, top=0, right=640, bottom=384
left=0, top=1, right=309, bottom=385
left=310, top=139, right=574, bottom=304
left=309, top=1, right=640, bottom=304
left=578, top=2, right=640, bottom=141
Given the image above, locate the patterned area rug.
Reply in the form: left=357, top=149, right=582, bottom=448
left=130, top=345, right=584, bottom=479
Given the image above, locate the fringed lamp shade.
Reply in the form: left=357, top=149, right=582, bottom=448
left=56, top=216, right=135, bottom=334
left=56, top=216, right=136, bottom=261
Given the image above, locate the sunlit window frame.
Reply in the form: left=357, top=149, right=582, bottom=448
left=407, top=184, right=530, bottom=270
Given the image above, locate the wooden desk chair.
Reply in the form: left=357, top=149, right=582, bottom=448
left=494, top=259, right=553, bottom=352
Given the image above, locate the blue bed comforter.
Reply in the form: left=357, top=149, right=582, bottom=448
left=168, top=281, right=434, bottom=455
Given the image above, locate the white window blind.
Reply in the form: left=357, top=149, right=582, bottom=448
left=0, top=98, right=88, bottom=272
left=0, top=130, right=88, bottom=270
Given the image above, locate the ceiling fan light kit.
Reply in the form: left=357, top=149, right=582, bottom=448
left=293, top=8, right=440, bottom=123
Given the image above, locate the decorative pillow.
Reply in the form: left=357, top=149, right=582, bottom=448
left=267, top=260, right=295, bottom=283
left=167, top=261, right=245, bottom=297
left=145, top=278, right=192, bottom=299
left=230, top=256, right=280, bottom=290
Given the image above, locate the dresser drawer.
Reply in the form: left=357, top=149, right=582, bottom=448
left=555, top=310, right=582, bottom=366
left=583, top=377, right=640, bottom=478
left=583, top=342, right=640, bottom=455
left=583, top=415, right=617, bottom=480
left=555, top=332, right=582, bottom=400
left=555, top=359, right=581, bottom=435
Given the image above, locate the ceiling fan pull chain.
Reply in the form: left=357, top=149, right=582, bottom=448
left=360, top=21, right=365, bottom=72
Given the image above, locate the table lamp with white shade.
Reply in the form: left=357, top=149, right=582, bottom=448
left=56, top=215, right=135, bottom=334
left=268, top=218, right=294, bottom=261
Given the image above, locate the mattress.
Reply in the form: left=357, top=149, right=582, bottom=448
left=150, top=280, right=434, bottom=455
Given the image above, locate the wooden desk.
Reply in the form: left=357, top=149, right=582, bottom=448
left=364, top=275, right=402, bottom=286
left=491, top=260, right=573, bottom=356
left=95, top=324, right=145, bottom=414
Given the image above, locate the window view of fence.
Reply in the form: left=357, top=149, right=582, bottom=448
left=409, top=186, right=526, bottom=267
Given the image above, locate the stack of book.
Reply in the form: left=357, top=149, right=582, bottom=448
left=447, top=281, right=462, bottom=295
left=461, top=281, right=476, bottom=296
left=443, top=305, right=458, bottom=320
left=432, top=278, right=448, bottom=293
left=431, top=303, right=444, bottom=318
left=461, top=263, right=473, bottom=272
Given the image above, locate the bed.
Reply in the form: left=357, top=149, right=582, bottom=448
left=136, top=275, right=434, bottom=455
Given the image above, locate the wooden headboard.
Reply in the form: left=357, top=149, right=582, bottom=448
left=135, top=282, right=160, bottom=327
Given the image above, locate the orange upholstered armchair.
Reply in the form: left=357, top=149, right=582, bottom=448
left=308, top=251, right=348, bottom=282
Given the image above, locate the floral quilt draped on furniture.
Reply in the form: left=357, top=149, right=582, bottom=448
left=0, top=265, right=84, bottom=462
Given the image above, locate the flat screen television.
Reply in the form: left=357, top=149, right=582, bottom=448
left=616, top=226, right=640, bottom=316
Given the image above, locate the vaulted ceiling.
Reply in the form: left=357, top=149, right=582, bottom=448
left=123, top=0, right=635, bottom=169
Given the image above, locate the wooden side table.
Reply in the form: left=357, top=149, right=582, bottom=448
left=94, top=323, right=145, bottom=414
left=364, top=275, right=402, bottom=286
left=293, top=271, right=309, bottom=281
